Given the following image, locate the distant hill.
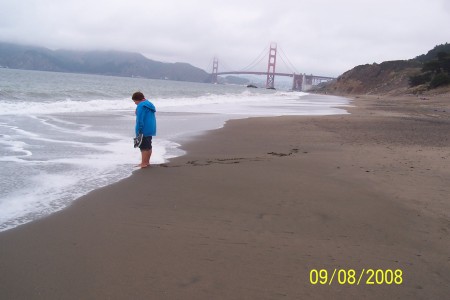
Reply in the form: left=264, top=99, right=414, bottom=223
left=314, top=43, right=450, bottom=95
left=316, top=60, right=422, bottom=95
left=0, top=42, right=210, bottom=82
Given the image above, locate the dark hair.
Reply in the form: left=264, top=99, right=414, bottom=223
left=132, top=91, right=145, bottom=101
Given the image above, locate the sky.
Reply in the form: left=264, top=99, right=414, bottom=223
left=1, top=0, right=449, bottom=77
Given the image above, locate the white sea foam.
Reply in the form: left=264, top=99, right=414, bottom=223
left=0, top=172, right=81, bottom=229
left=0, top=136, right=178, bottom=231
left=0, top=90, right=344, bottom=116
left=0, top=135, right=33, bottom=158
left=0, top=98, right=134, bottom=115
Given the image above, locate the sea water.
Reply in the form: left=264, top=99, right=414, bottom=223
left=0, top=68, right=349, bottom=232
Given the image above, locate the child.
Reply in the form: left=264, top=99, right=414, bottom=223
left=132, top=91, right=156, bottom=168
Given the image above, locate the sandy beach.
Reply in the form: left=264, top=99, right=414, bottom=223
left=1, top=94, right=449, bottom=299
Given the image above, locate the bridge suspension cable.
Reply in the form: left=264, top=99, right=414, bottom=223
left=208, top=56, right=236, bottom=73
left=219, top=59, right=236, bottom=73
left=278, top=45, right=300, bottom=74
left=238, top=44, right=269, bottom=72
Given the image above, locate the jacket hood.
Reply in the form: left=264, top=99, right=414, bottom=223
left=139, top=100, right=156, bottom=112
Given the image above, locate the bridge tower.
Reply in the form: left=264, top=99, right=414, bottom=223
left=292, top=73, right=304, bottom=91
left=266, top=43, right=277, bottom=89
left=211, top=57, right=219, bottom=84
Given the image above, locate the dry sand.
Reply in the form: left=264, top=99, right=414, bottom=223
left=0, top=94, right=449, bottom=299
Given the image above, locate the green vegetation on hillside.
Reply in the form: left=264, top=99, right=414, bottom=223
left=410, top=43, right=450, bottom=89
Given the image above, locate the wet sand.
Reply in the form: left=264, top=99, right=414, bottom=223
left=1, top=94, right=449, bottom=299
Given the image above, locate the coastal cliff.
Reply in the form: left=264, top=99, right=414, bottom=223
left=315, top=43, right=450, bottom=96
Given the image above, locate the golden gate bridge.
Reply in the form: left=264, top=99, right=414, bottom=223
left=210, top=43, right=335, bottom=91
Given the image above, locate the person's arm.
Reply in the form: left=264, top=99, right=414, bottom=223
left=135, top=106, right=148, bottom=136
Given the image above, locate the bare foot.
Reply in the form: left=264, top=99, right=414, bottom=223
left=134, top=163, right=149, bottom=168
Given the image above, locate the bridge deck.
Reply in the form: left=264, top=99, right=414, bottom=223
left=216, top=71, right=335, bottom=80
left=217, top=71, right=293, bottom=77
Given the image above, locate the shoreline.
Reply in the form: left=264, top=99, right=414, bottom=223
left=0, top=93, right=349, bottom=232
left=1, top=94, right=449, bottom=299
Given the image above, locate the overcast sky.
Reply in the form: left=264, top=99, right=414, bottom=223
left=1, top=0, right=449, bottom=77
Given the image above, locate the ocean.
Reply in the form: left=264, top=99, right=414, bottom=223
left=0, top=68, right=349, bottom=232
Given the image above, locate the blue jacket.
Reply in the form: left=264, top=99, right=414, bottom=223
left=135, top=100, right=156, bottom=136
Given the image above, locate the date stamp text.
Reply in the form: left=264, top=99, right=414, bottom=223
left=309, top=269, right=403, bottom=285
